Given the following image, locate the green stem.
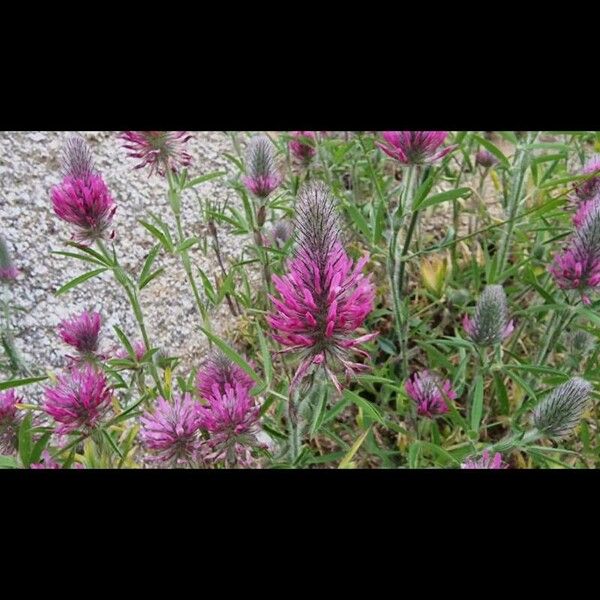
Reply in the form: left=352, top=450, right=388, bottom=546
left=167, top=173, right=212, bottom=332
left=96, top=240, right=164, bottom=396
left=496, top=132, right=538, bottom=276
left=388, top=165, right=417, bottom=377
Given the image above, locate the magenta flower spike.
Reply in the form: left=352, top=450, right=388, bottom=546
left=0, top=389, right=22, bottom=454
left=378, top=131, right=455, bottom=165
left=120, top=131, right=193, bottom=177
left=289, top=131, right=317, bottom=163
left=549, top=198, right=600, bottom=304
left=267, top=183, right=377, bottom=393
left=140, top=393, right=203, bottom=466
left=50, top=137, right=116, bottom=244
left=43, top=365, right=112, bottom=434
left=461, top=450, right=507, bottom=469
left=58, top=310, right=102, bottom=360
left=196, top=352, right=255, bottom=400
left=242, top=135, right=282, bottom=198
left=405, top=370, right=456, bottom=418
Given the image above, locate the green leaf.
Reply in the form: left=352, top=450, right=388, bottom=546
left=112, top=326, right=135, bottom=359
left=199, top=327, right=261, bottom=385
left=18, top=412, right=33, bottom=468
left=51, top=251, right=106, bottom=267
left=493, top=372, right=509, bottom=415
left=177, top=238, right=201, bottom=252
left=55, top=268, right=107, bottom=296
left=139, top=268, right=166, bottom=290
left=470, top=375, right=484, bottom=433
left=416, top=187, right=471, bottom=211
left=342, top=389, right=385, bottom=425
left=139, top=220, right=174, bottom=252
left=184, top=171, right=226, bottom=189
left=338, top=427, right=371, bottom=469
left=0, top=376, right=48, bottom=391
left=30, top=432, right=52, bottom=465
left=0, top=455, right=18, bottom=469
left=343, top=201, right=371, bottom=240
left=138, top=244, right=162, bottom=288
left=256, top=325, right=273, bottom=387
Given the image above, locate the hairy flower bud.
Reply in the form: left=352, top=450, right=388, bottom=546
left=532, top=377, right=592, bottom=439
left=0, top=234, right=19, bottom=282
left=242, top=135, right=282, bottom=198
left=462, top=285, right=514, bottom=346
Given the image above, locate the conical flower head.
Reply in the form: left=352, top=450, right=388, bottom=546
left=242, top=135, right=282, bottom=198
left=51, top=136, right=116, bottom=244
left=0, top=234, right=19, bottom=282
left=463, top=285, right=514, bottom=346
left=58, top=310, right=102, bottom=359
left=0, top=389, right=22, bottom=454
left=140, top=393, right=203, bottom=465
left=378, top=131, right=455, bottom=165
left=196, top=351, right=255, bottom=400
left=405, top=370, right=456, bottom=418
left=267, top=183, right=377, bottom=392
left=549, top=197, right=600, bottom=303
left=532, top=377, right=592, bottom=439
left=43, top=365, right=112, bottom=434
left=121, top=131, right=193, bottom=177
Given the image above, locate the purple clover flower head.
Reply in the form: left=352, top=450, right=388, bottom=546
left=377, top=131, right=456, bottom=165
left=289, top=131, right=316, bottom=163
left=549, top=198, right=600, bottom=304
left=462, top=285, right=514, bottom=346
left=475, top=149, right=499, bottom=168
left=197, top=381, right=262, bottom=466
left=58, top=311, right=102, bottom=360
left=140, top=393, right=203, bottom=466
left=532, top=377, right=592, bottom=439
left=43, top=365, right=112, bottom=435
left=573, top=155, right=600, bottom=202
left=405, top=370, right=456, bottom=418
left=51, top=137, right=116, bottom=244
left=461, top=450, right=507, bottom=469
left=242, top=135, right=282, bottom=199
left=0, top=389, right=22, bottom=454
left=121, top=131, right=193, bottom=177
left=0, top=235, right=19, bottom=282
left=196, top=351, right=255, bottom=400
left=267, top=183, right=378, bottom=393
